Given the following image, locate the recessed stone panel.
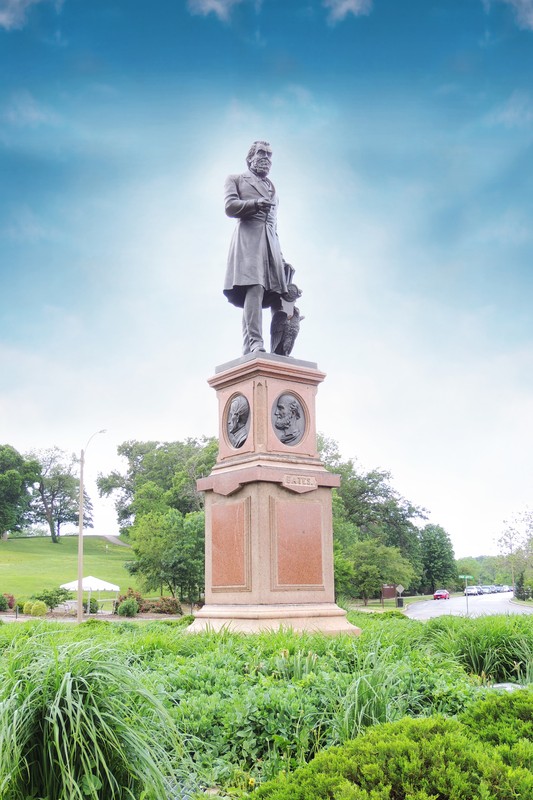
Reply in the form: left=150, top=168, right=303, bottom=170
left=272, top=499, right=324, bottom=589
left=212, top=499, right=251, bottom=591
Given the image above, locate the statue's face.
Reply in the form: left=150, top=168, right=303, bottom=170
left=249, top=144, right=272, bottom=177
left=274, top=398, right=291, bottom=429
left=229, top=403, right=243, bottom=433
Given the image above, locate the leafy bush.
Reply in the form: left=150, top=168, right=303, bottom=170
left=0, top=595, right=8, bottom=612
left=116, top=588, right=144, bottom=610
left=30, top=600, right=48, bottom=617
left=141, top=596, right=182, bottom=615
left=31, top=587, right=72, bottom=610
left=117, top=598, right=139, bottom=617
left=250, top=716, right=533, bottom=799
left=2, top=593, right=15, bottom=609
left=23, top=601, right=34, bottom=615
left=461, top=688, right=533, bottom=748
left=83, top=598, right=99, bottom=614
left=0, top=639, right=184, bottom=799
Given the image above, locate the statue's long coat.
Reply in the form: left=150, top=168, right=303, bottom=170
left=223, top=170, right=288, bottom=309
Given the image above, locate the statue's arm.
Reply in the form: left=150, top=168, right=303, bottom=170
left=224, top=175, right=258, bottom=219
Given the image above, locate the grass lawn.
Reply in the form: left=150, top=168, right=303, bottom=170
left=0, top=535, right=141, bottom=601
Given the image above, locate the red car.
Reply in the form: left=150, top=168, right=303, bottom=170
left=433, top=589, right=450, bottom=600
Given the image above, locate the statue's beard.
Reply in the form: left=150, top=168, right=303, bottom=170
left=250, top=158, right=271, bottom=177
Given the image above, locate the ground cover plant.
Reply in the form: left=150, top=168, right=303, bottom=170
left=0, top=613, right=532, bottom=798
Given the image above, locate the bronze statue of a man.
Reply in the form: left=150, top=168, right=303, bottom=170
left=224, top=140, right=293, bottom=355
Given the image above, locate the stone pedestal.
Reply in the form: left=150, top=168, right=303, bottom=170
left=187, top=353, right=360, bottom=635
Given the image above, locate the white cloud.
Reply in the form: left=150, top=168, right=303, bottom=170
left=186, top=0, right=246, bottom=21
left=0, top=0, right=63, bottom=31
left=3, top=89, right=59, bottom=127
left=487, top=90, right=533, bottom=127
left=323, top=0, right=373, bottom=24
left=484, top=0, right=533, bottom=30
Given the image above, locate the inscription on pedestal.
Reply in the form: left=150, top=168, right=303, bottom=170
left=282, top=474, right=318, bottom=493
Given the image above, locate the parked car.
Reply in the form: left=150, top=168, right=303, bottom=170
left=433, top=589, right=450, bottom=600
left=464, top=586, right=478, bottom=596
left=480, top=585, right=492, bottom=594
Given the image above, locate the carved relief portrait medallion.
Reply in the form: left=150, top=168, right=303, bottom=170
left=226, top=394, right=250, bottom=448
left=272, top=393, right=305, bottom=446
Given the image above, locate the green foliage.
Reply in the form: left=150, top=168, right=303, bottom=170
left=0, top=639, right=183, bottom=799
left=0, top=594, right=8, bottom=611
left=31, top=586, right=73, bottom=610
left=25, top=447, right=92, bottom=543
left=0, top=445, right=39, bottom=538
left=23, top=601, right=34, bottom=615
left=127, top=509, right=204, bottom=604
left=423, top=614, right=533, bottom=682
left=419, top=523, right=457, bottom=593
left=461, top=689, right=533, bottom=748
left=117, top=597, right=139, bottom=616
left=83, top=598, right=99, bottom=614
left=97, top=437, right=217, bottom=533
left=30, top=600, right=48, bottom=616
left=250, top=716, right=533, bottom=799
left=347, top=540, right=415, bottom=604
left=3, top=593, right=15, bottom=609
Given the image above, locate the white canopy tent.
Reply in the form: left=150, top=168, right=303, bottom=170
left=60, top=576, right=120, bottom=614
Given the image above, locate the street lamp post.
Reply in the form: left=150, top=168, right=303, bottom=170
left=77, top=430, right=106, bottom=623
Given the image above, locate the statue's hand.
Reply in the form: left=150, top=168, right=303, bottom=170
left=255, top=199, right=275, bottom=212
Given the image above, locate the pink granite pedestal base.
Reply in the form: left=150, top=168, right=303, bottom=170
left=187, top=353, right=360, bottom=637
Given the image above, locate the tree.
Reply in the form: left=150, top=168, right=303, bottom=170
left=497, top=510, right=533, bottom=587
left=346, top=540, right=416, bottom=605
left=0, top=445, right=39, bottom=539
left=97, top=438, right=217, bottom=534
left=419, top=524, right=457, bottom=593
left=319, top=435, right=425, bottom=585
left=126, top=509, right=205, bottom=607
left=26, top=448, right=93, bottom=543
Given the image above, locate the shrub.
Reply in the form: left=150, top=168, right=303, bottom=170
left=0, top=595, right=8, bottom=612
left=2, top=593, right=15, bottom=609
left=30, top=600, right=48, bottom=617
left=141, top=597, right=182, bottom=615
left=32, top=587, right=72, bottom=610
left=83, top=598, right=99, bottom=614
left=23, top=601, right=34, bottom=615
left=0, top=639, right=184, bottom=799
left=117, top=598, right=139, bottom=617
left=250, top=716, right=533, bottom=799
left=461, top=688, right=533, bottom=748
left=116, top=588, right=144, bottom=610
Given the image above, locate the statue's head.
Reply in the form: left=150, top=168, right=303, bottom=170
left=246, top=140, right=272, bottom=177
left=228, top=395, right=249, bottom=433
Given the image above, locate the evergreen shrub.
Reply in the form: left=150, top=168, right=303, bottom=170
left=0, top=595, right=8, bottom=612
left=23, top=601, right=34, bottom=615
left=30, top=600, right=48, bottom=617
left=250, top=716, right=533, bottom=800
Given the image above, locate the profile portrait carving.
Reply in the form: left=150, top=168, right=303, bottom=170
left=226, top=394, right=250, bottom=449
left=272, top=393, right=305, bottom=446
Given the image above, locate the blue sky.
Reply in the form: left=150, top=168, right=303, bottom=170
left=1, top=0, right=532, bottom=557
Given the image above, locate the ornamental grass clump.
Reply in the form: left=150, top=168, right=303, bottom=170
left=0, top=638, right=184, bottom=800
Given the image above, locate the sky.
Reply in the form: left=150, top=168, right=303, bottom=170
left=1, top=0, right=532, bottom=559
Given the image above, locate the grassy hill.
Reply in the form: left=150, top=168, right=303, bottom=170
left=0, top=535, right=141, bottom=601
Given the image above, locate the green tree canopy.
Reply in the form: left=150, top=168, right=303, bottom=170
left=345, top=540, right=416, bottom=605
left=26, top=448, right=93, bottom=544
left=419, top=524, right=457, bottom=593
left=97, top=438, right=217, bottom=534
left=0, top=445, right=39, bottom=539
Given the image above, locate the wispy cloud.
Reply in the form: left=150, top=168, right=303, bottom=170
left=0, top=0, right=64, bottom=31
left=323, top=0, right=373, bottom=24
left=2, top=89, right=59, bottom=126
left=186, top=0, right=247, bottom=21
left=484, top=0, right=533, bottom=31
left=487, top=89, right=533, bottom=127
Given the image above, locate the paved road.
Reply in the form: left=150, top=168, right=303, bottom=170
left=405, top=591, right=533, bottom=620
